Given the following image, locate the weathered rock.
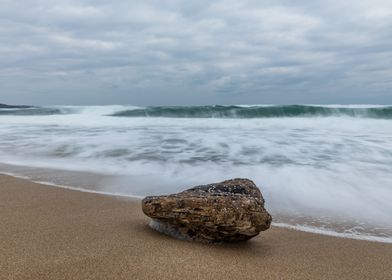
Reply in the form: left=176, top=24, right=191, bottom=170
left=142, top=178, right=272, bottom=243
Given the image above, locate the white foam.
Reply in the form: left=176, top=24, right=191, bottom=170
left=273, top=223, right=392, bottom=244
left=52, top=105, right=142, bottom=116
left=0, top=170, right=144, bottom=199
left=0, top=107, right=392, bottom=242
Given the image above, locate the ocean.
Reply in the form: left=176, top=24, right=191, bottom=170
left=1, top=104, right=391, bottom=242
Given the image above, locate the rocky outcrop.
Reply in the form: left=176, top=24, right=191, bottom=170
left=142, top=178, right=272, bottom=243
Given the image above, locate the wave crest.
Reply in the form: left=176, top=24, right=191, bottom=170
left=1, top=104, right=392, bottom=118
left=111, top=105, right=392, bottom=119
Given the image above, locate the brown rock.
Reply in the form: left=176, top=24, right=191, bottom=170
left=142, top=178, right=272, bottom=243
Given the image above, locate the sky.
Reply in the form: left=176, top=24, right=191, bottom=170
left=0, top=0, right=392, bottom=106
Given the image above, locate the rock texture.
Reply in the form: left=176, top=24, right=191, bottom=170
left=142, top=178, right=272, bottom=243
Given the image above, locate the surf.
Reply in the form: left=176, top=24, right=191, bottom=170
left=1, top=104, right=392, bottom=119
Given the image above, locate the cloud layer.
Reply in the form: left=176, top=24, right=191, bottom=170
left=1, top=0, right=392, bottom=105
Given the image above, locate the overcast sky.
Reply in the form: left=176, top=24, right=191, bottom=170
left=1, top=0, right=392, bottom=105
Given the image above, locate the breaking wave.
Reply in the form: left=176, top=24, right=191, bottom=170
left=1, top=104, right=392, bottom=119
left=111, top=105, right=392, bottom=119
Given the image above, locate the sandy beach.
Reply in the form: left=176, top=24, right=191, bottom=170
left=1, top=174, right=391, bottom=280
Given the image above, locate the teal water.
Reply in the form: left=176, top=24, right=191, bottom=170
left=1, top=104, right=392, bottom=119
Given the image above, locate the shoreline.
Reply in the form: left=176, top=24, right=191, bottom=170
left=0, top=175, right=392, bottom=279
left=1, top=167, right=391, bottom=244
left=0, top=170, right=145, bottom=199
left=1, top=173, right=392, bottom=279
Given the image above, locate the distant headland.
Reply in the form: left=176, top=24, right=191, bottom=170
left=0, top=103, right=33, bottom=109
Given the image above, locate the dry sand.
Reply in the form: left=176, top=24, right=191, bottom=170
left=1, top=174, right=391, bottom=280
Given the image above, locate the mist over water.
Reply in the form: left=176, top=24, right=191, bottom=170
left=1, top=105, right=392, bottom=242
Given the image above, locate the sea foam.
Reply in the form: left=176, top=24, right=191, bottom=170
left=0, top=105, right=391, bottom=242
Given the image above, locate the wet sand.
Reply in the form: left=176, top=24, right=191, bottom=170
left=1, top=174, right=391, bottom=280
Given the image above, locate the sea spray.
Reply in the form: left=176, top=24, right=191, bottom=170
left=1, top=104, right=392, bottom=119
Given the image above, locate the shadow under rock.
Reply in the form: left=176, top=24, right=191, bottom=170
left=129, top=221, right=272, bottom=257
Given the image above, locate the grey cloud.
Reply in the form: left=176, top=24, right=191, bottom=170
left=0, top=0, right=391, bottom=105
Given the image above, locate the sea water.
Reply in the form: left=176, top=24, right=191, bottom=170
left=0, top=104, right=391, bottom=242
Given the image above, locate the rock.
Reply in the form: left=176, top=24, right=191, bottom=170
left=142, top=178, right=272, bottom=243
